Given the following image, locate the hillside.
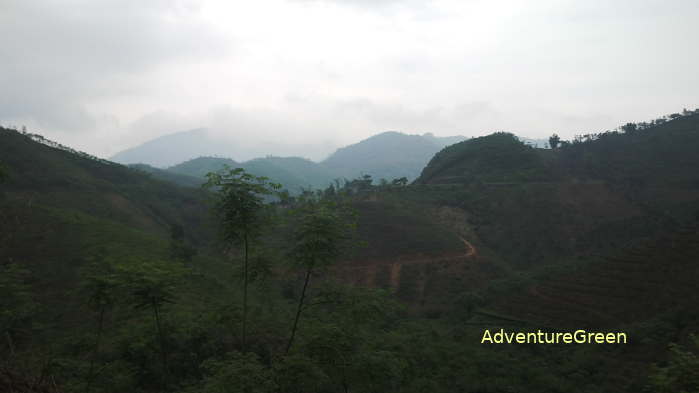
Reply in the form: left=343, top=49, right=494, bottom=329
left=320, top=131, right=466, bottom=181
left=168, top=156, right=338, bottom=193
left=162, top=131, right=469, bottom=192
left=0, top=129, right=213, bottom=245
left=167, top=156, right=239, bottom=178
left=404, top=112, right=699, bottom=323
left=416, top=132, right=553, bottom=184
left=129, top=163, right=205, bottom=188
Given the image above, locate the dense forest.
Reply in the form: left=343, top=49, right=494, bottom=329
left=1, top=109, right=699, bottom=392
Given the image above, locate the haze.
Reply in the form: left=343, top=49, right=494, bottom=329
left=1, top=0, right=697, bottom=161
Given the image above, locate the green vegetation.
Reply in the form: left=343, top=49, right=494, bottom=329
left=169, top=156, right=337, bottom=194
left=204, top=167, right=281, bottom=352
left=416, top=132, right=553, bottom=184
left=283, top=195, right=357, bottom=354
left=1, top=109, right=699, bottom=393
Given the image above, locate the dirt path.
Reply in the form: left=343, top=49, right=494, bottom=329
left=460, top=237, right=477, bottom=258
left=341, top=235, right=478, bottom=272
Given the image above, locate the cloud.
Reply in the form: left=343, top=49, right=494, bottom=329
left=1, top=0, right=698, bottom=159
left=0, top=0, right=230, bottom=133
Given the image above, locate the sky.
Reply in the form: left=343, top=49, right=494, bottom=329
left=1, top=0, right=698, bottom=161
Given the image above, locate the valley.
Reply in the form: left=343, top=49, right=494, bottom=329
left=1, top=110, right=698, bottom=392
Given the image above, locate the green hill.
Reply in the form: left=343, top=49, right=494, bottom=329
left=0, top=129, right=213, bottom=245
left=129, top=163, right=205, bottom=188
left=168, top=155, right=337, bottom=193
left=416, top=132, right=552, bottom=184
left=320, top=131, right=466, bottom=182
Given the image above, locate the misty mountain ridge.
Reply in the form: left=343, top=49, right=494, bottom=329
left=111, top=128, right=554, bottom=192
left=110, top=128, right=337, bottom=168
left=111, top=129, right=470, bottom=189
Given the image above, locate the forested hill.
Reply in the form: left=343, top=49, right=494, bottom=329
left=167, top=155, right=338, bottom=192
left=417, top=111, right=699, bottom=186
left=161, top=132, right=468, bottom=192
left=0, top=127, right=213, bottom=246
left=320, top=131, right=466, bottom=181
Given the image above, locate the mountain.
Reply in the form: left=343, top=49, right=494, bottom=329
left=320, top=131, right=467, bottom=181
left=0, top=129, right=214, bottom=247
left=161, top=131, right=469, bottom=192
left=112, top=129, right=467, bottom=186
left=168, top=156, right=239, bottom=178
left=416, top=132, right=551, bottom=184
left=110, top=128, right=234, bottom=168
left=128, top=163, right=205, bottom=188
left=168, top=156, right=337, bottom=193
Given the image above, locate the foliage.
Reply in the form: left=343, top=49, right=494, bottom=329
left=647, top=335, right=699, bottom=393
left=0, top=263, right=38, bottom=346
left=416, top=132, right=553, bottom=184
left=204, top=166, right=281, bottom=247
left=182, top=351, right=277, bottom=393
left=286, top=196, right=357, bottom=272
left=549, top=133, right=561, bottom=149
left=204, top=166, right=281, bottom=353
left=284, top=195, right=358, bottom=353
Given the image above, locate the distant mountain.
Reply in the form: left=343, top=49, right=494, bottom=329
left=168, top=156, right=337, bottom=193
left=421, top=132, right=468, bottom=148
left=320, top=131, right=467, bottom=181
left=159, top=131, right=467, bottom=190
left=129, top=163, right=204, bottom=188
left=110, top=128, right=235, bottom=168
left=168, top=156, right=239, bottom=179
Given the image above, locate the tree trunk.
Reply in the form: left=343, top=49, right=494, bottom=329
left=152, top=298, right=169, bottom=389
left=242, top=232, right=248, bottom=353
left=84, top=307, right=105, bottom=393
left=285, top=266, right=312, bottom=354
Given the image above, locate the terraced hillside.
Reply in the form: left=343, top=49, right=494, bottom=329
left=334, top=200, right=504, bottom=311
left=402, top=113, right=699, bottom=329
left=493, top=223, right=699, bottom=328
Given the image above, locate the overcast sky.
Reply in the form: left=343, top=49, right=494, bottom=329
left=1, top=0, right=698, bottom=161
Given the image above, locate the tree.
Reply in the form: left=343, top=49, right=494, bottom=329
left=184, top=351, right=277, bottom=393
left=391, top=177, right=408, bottom=187
left=548, top=134, right=561, bottom=149
left=284, top=196, right=356, bottom=354
left=79, top=258, right=118, bottom=393
left=114, top=257, right=187, bottom=389
left=647, top=335, right=699, bottom=392
left=0, top=162, right=7, bottom=183
left=204, top=166, right=280, bottom=352
left=169, top=223, right=197, bottom=262
left=621, top=122, right=638, bottom=134
left=0, top=263, right=38, bottom=357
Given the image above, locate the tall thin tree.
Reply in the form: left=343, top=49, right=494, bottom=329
left=205, top=166, right=280, bottom=352
left=285, top=197, right=356, bottom=354
left=115, top=257, right=186, bottom=390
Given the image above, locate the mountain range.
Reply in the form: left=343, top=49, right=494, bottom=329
left=111, top=129, right=555, bottom=193
left=113, top=130, right=471, bottom=192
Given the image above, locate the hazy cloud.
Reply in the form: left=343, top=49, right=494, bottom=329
left=1, top=0, right=697, bottom=160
